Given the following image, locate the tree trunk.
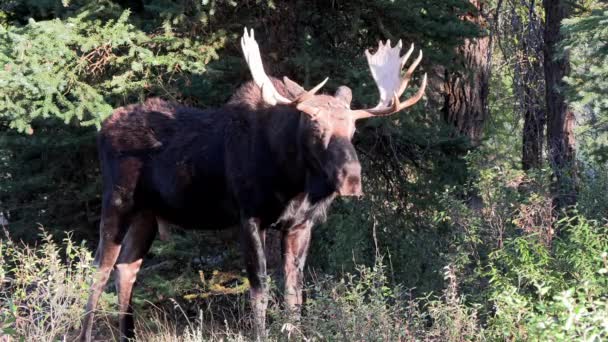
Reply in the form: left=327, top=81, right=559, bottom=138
left=543, top=0, right=577, bottom=211
left=521, top=92, right=545, bottom=171
left=443, top=0, right=491, bottom=145
left=516, top=1, right=545, bottom=171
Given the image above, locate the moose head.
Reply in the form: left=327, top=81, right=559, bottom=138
left=240, top=28, right=427, bottom=199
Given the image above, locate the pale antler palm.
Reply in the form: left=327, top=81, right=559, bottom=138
left=353, top=39, right=427, bottom=119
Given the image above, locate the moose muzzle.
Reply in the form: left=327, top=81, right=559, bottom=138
left=337, top=161, right=363, bottom=197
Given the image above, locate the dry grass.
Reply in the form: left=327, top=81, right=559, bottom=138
left=0, top=230, right=483, bottom=341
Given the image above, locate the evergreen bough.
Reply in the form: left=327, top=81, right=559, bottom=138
left=0, top=2, right=223, bottom=133
left=562, top=4, right=608, bottom=118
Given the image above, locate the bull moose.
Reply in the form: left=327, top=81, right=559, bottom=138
left=78, top=28, right=426, bottom=341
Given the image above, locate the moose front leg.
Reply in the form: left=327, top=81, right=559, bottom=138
left=282, top=221, right=312, bottom=316
left=241, top=217, right=268, bottom=340
left=114, top=211, right=157, bottom=341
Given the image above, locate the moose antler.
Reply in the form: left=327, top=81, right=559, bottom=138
left=240, top=28, right=328, bottom=106
left=352, top=40, right=427, bottom=119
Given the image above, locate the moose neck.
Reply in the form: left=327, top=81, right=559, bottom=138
left=263, top=105, right=336, bottom=200
left=261, top=105, right=337, bottom=227
left=262, top=105, right=307, bottom=184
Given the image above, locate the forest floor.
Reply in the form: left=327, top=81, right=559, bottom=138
left=72, top=225, right=343, bottom=340
left=95, top=228, right=257, bottom=340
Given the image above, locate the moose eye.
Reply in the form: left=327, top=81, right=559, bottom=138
left=310, top=123, right=331, bottom=148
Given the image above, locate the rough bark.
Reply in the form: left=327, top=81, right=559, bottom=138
left=512, top=1, right=545, bottom=171
left=521, top=87, right=545, bottom=170
left=543, top=0, right=577, bottom=211
left=443, top=0, right=491, bottom=145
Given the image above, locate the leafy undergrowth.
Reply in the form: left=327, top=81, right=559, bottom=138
left=1, top=214, right=607, bottom=341
left=0, top=228, right=481, bottom=341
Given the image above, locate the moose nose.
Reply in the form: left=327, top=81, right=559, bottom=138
left=337, top=162, right=363, bottom=197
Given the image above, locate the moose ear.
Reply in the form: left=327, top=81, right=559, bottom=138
left=334, top=86, right=352, bottom=107
left=283, top=76, right=306, bottom=99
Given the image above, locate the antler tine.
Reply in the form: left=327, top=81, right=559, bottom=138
left=240, top=27, right=292, bottom=105
left=400, top=43, right=414, bottom=69
left=354, top=39, right=427, bottom=120
left=397, top=50, right=423, bottom=98
left=294, top=77, right=329, bottom=104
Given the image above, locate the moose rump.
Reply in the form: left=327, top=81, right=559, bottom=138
left=97, top=98, right=237, bottom=231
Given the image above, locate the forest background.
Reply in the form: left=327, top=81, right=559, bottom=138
left=1, top=0, right=608, bottom=340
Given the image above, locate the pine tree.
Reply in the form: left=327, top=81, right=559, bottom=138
left=544, top=0, right=577, bottom=212
left=442, top=0, right=491, bottom=145
left=562, top=3, right=608, bottom=122
left=0, top=1, right=222, bottom=133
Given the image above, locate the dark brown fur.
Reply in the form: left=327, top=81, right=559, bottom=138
left=79, top=77, right=362, bottom=341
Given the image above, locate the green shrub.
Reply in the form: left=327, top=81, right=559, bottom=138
left=484, top=216, right=608, bottom=340
left=0, top=229, right=98, bottom=341
left=0, top=229, right=485, bottom=341
left=5, top=213, right=607, bottom=341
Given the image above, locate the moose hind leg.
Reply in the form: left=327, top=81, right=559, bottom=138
left=114, top=211, right=157, bottom=341
left=282, top=221, right=312, bottom=316
left=241, top=217, right=268, bottom=340
left=79, top=157, right=142, bottom=342
left=79, top=209, right=131, bottom=342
